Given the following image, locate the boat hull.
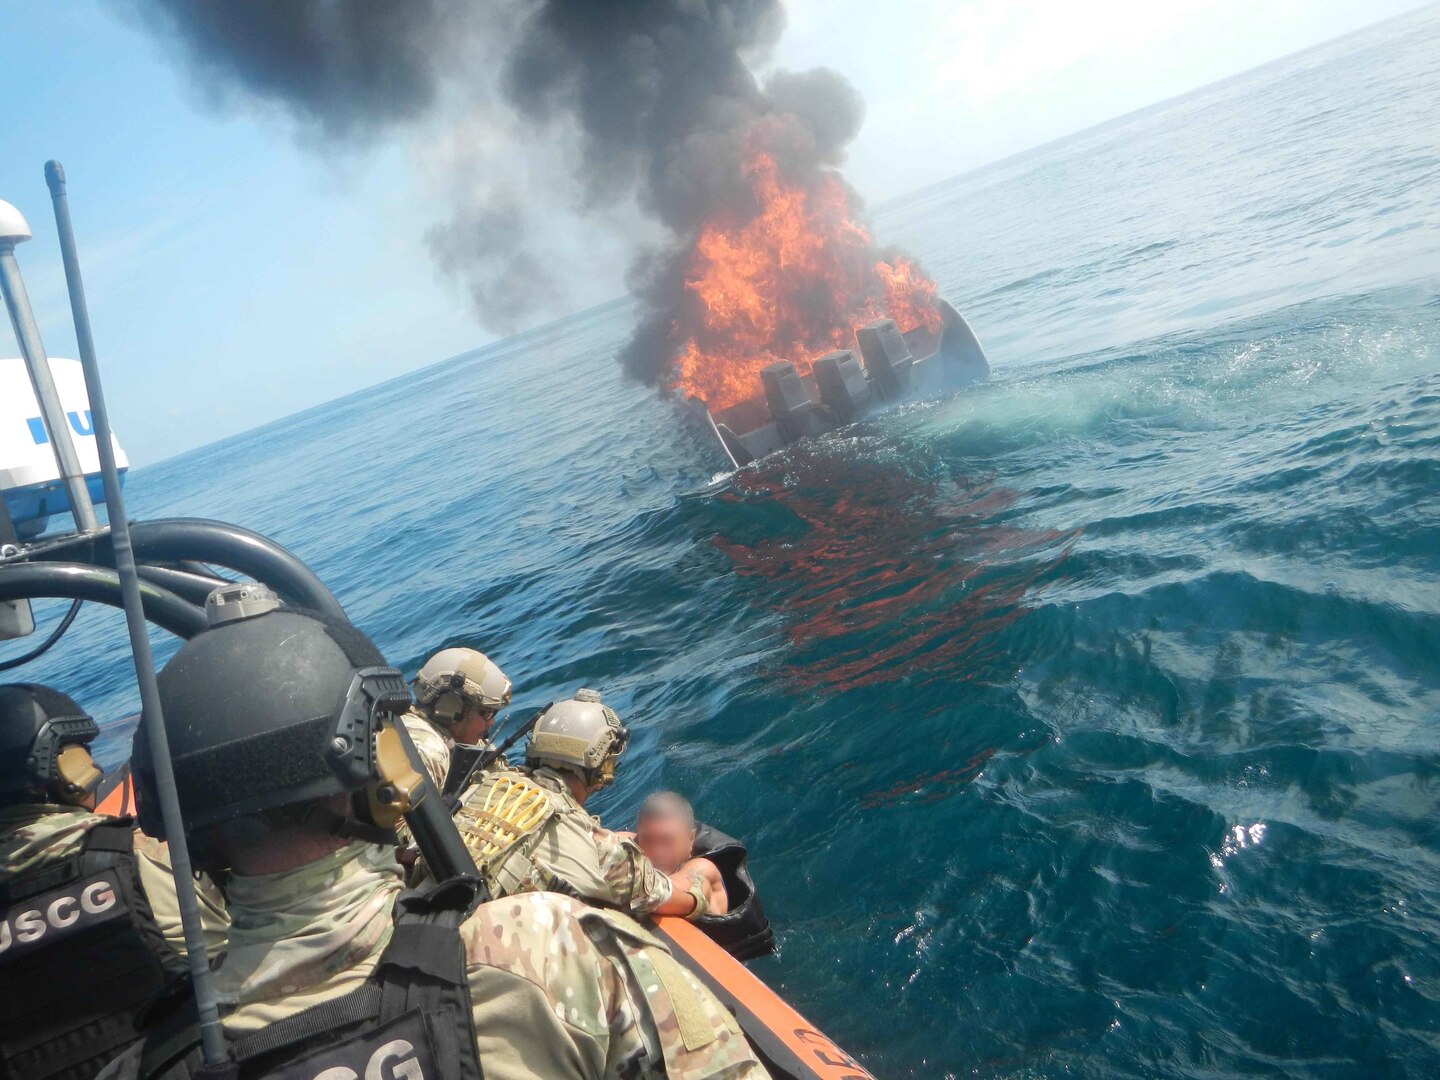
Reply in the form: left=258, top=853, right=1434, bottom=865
left=693, top=299, right=990, bottom=468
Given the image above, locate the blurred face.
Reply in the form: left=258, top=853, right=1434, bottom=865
left=635, top=813, right=696, bottom=874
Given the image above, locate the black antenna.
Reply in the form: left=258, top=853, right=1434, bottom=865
left=45, top=161, right=228, bottom=1067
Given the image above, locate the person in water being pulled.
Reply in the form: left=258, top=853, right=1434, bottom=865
left=0, top=683, right=227, bottom=1080
left=400, top=646, right=513, bottom=789
left=453, top=691, right=715, bottom=921
left=107, top=604, right=764, bottom=1080
left=636, top=791, right=729, bottom=915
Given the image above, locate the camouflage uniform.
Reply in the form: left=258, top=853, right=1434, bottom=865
left=213, top=840, right=766, bottom=1079
left=454, top=764, right=675, bottom=915
left=399, top=707, right=454, bottom=791
left=0, top=802, right=228, bottom=959
left=395, top=709, right=506, bottom=872
left=399, top=706, right=510, bottom=795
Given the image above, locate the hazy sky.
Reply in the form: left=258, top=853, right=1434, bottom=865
left=1, top=0, right=1429, bottom=463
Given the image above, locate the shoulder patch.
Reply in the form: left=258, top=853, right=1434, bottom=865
left=262, top=1009, right=437, bottom=1080
left=0, top=869, right=128, bottom=963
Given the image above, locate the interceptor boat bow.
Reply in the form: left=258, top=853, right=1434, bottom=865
left=0, top=175, right=876, bottom=1080
left=1, top=520, right=872, bottom=1080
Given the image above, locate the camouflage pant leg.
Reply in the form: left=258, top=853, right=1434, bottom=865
left=582, top=908, right=768, bottom=1080
left=463, top=892, right=633, bottom=1078
left=462, top=893, right=768, bottom=1080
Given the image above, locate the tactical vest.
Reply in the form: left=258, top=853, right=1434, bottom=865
left=137, top=883, right=483, bottom=1080
left=0, top=820, right=187, bottom=1080
left=690, top=823, right=776, bottom=962
left=453, top=770, right=568, bottom=899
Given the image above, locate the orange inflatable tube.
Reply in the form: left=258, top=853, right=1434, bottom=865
left=651, top=914, right=874, bottom=1080
left=94, top=764, right=134, bottom=818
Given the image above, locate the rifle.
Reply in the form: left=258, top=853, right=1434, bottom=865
left=441, top=706, right=545, bottom=809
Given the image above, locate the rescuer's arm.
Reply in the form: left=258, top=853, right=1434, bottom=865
left=653, top=869, right=707, bottom=918
left=594, top=826, right=678, bottom=915
left=653, top=858, right=726, bottom=918
left=594, top=828, right=725, bottom=918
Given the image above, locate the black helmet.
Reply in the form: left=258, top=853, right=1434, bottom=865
left=133, top=604, right=414, bottom=840
left=0, top=683, right=103, bottom=806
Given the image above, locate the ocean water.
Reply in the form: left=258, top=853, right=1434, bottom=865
left=11, top=6, right=1440, bottom=1077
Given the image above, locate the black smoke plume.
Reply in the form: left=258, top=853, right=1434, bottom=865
left=129, top=0, right=457, bottom=139
left=127, top=0, right=868, bottom=377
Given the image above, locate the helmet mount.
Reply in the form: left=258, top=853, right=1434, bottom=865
left=204, top=582, right=282, bottom=626
left=0, top=683, right=103, bottom=806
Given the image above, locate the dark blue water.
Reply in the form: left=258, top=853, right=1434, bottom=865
left=11, top=8, right=1440, bottom=1077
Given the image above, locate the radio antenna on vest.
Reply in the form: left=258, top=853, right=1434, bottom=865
left=44, top=160, right=229, bottom=1068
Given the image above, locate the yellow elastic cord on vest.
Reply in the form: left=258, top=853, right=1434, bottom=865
left=462, top=775, right=551, bottom=863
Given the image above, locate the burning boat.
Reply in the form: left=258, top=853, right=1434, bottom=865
left=625, top=143, right=990, bottom=468
left=691, top=297, right=991, bottom=468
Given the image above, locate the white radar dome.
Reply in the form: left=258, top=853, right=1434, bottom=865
left=0, top=200, right=32, bottom=245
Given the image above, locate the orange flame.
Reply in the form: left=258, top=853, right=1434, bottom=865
left=670, top=149, right=941, bottom=411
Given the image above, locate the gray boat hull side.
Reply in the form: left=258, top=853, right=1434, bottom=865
left=691, top=298, right=991, bottom=467
left=934, top=298, right=991, bottom=388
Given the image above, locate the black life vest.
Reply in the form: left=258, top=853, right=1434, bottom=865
left=0, top=820, right=187, bottom=1080
left=690, top=823, right=776, bottom=962
left=137, top=881, right=484, bottom=1080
